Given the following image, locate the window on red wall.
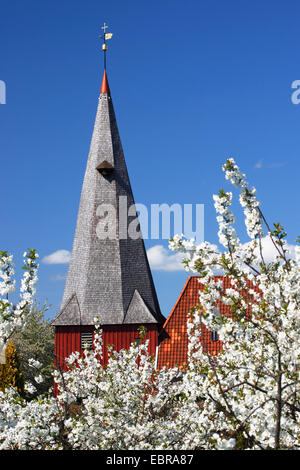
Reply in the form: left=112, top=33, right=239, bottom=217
left=210, top=331, right=218, bottom=341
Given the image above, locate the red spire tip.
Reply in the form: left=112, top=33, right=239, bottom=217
left=100, top=69, right=110, bottom=94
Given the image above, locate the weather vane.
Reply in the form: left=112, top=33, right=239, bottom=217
left=100, top=22, right=113, bottom=70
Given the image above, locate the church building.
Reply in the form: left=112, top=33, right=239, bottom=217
left=52, top=29, right=165, bottom=370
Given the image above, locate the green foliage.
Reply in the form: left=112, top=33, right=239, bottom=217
left=271, top=222, right=287, bottom=241
left=12, top=302, right=54, bottom=398
left=0, top=340, right=24, bottom=395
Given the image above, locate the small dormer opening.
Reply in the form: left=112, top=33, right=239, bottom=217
left=96, top=160, right=114, bottom=177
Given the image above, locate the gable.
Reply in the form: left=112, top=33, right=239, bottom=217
left=124, top=289, right=157, bottom=324
left=157, top=277, right=205, bottom=369
left=51, top=293, right=81, bottom=326
left=157, top=275, right=257, bottom=370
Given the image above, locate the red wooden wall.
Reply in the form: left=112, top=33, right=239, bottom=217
left=54, top=323, right=159, bottom=372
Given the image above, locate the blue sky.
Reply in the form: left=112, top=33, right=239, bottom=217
left=1, top=0, right=300, bottom=320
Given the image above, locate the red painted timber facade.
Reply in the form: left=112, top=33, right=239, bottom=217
left=54, top=324, right=159, bottom=371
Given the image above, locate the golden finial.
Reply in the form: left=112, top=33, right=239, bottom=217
left=100, top=22, right=113, bottom=69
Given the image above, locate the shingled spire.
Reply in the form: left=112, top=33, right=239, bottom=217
left=52, top=68, right=164, bottom=327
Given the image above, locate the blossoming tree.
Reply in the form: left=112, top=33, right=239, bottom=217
left=0, top=159, right=299, bottom=450
left=170, top=158, right=300, bottom=449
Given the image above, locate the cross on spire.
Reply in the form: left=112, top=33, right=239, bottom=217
left=100, top=22, right=113, bottom=70
left=101, top=22, right=108, bottom=34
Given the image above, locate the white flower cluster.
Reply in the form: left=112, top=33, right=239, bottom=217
left=223, top=158, right=264, bottom=240
left=0, top=250, right=39, bottom=345
left=0, top=328, right=213, bottom=450
left=0, top=254, right=15, bottom=297
left=213, top=190, right=241, bottom=250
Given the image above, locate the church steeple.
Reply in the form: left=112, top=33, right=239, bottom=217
left=52, top=42, right=164, bottom=327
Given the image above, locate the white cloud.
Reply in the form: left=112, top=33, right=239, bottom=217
left=41, top=238, right=297, bottom=275
left=49, top=273, right=67, bottom=282
left=42, top=250, right=71, bottom=265
left=254, top=160, right=286, bottom=170
left=254, top=160, right=263, bottom=169
left=242, top=236, right=297, bottom=264
left=146, top=237, right=298, bottom=273
left=147, top=245, right=185, bottom=272
left=268, top=162, right=286, bottom=169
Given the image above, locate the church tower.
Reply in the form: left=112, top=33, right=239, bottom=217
left=52, top=27, right=164, bottom=368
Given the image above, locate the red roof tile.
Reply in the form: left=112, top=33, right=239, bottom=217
left=157, top=275, right=258, bottom=370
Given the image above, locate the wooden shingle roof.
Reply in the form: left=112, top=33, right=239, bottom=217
left=52, top=70, right=164, bottom=327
